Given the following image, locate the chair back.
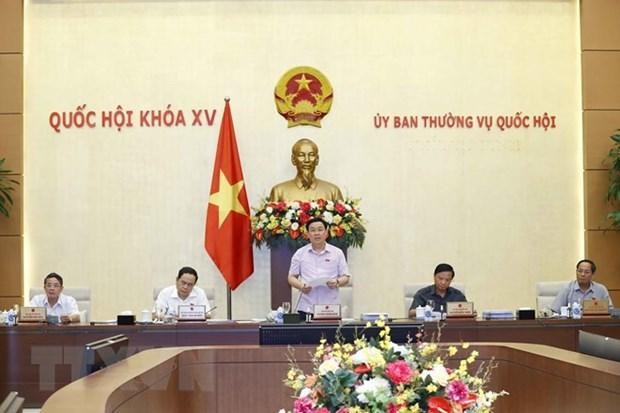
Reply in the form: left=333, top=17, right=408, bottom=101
left=578, top=330, right=620, bottom=362
left=29, top=288, right=91, bottom=322
left=535, top=281, right=568, bottom=312
left=403, top=283, right=466, bottom=317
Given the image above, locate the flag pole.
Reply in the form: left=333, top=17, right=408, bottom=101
left=227, top=285, right=232, bottom=320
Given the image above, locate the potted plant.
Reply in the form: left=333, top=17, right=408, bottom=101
left=608, top=129, right=620, bottom=228
left=0, top=158, right=19, bottom=218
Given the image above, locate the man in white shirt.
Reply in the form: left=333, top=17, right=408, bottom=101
left=29, top=273, right=80, bottom=323
left=154, top=266, right=212, bottom=317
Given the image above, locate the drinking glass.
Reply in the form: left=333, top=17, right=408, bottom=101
left=426, top=300, right=435, bottom=311
left=282, top=301, right=291, bottom=314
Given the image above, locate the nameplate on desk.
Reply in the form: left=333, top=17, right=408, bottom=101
left=313, top=304, right=341, bottom=320
left=583, top=299, right=610, bottom=316
left=19, top=307, right=46, bottom=322
left=178, top=305, right=206, bottom=321
left=446, top=302, right=474, bottom=318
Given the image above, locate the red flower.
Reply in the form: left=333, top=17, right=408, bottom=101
left=334, top=202, right=347, bottom=214
left=315, top=408, right=330, bottom=413
left=298, top=211, right=310, bottom=224
left=255, top=229, right=263, bottom=241
left=458, top=393, right=478, bottom=409
left=387, top=403, right=404, bottom=413
left=317, top=198, right=327, bottom=209
left=335, top=408, right=349, bottom=413
left=384, top=360, right=413, bottom=384
left=289, top=229, right=300, bottom=239
left=301, top=201, right=311, bottom=212
left=354, top=363, right=371, bottom=374
left=428, top=396, right=452, bottom=413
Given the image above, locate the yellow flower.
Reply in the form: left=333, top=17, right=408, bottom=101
left=448, top=346, right=458, bottom=356
left=462, top=342, right=470, bottom=349
left=287, top=368, right=297, bottom=380
left=375, top=318, right=386, bottom=328
left=407, top=404, right=421, bottom=413
left=459, top=360, right=468, bottom=373
left=467, top=350, right=479, bottom=364
left=365, top=321, right=372, bottom=328
left=426, top=383, right=438, bottom=393
left=420, top=343, right=437, bottom=357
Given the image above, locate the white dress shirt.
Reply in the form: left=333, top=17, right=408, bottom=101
left=29, top=293, right=79, bottom=317
left=154, top=285, right=211, bottom=316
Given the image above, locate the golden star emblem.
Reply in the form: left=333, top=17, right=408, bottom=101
left=209, top=170, right=248, bottom=227
left=295, top=73, right=312, bottom=92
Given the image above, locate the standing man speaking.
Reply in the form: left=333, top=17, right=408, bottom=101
left=288, top=217, right=351, bottom=318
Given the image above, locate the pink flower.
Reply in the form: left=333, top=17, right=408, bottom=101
left=315, top=408, right=329, bottom=413
left=446, top=380, right=469, bottom=403
left=293, top=397, right=314, bottom=413
left=335, top=407, right=349, bottom=413
left=384, top=360, right=413, bottom=384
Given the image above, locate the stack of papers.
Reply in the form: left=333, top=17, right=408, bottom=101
left=360, top=312, right=389, bottom=322
left=481, top=310, right=514, bottom=320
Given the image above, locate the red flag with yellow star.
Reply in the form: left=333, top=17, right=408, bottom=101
left=205, top=99, right=254, bottom=290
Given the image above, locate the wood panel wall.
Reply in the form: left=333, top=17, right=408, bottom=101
left=581, top=0, right=620, bottom=305
left=0, top=0, right=23, bottom=309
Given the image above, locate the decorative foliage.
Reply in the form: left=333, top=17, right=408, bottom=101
left=608, top=130, right=620, bottom=228
left=281, top=320, right=507, bottom=413
left=251, top=198, right=366, bottom=250
left=0, top=158, right=19, bottom=218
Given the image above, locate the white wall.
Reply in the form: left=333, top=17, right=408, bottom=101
left=24, top=0, right=582, bottom=320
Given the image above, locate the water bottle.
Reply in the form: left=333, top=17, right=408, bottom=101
left=571, top=301, right=582, bottom=319
left=6, top=309, right=16, bottom=326
left=423, top=304, right=433, bottom=321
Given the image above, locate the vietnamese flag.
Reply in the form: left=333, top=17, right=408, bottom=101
left=205, top=99, right=254, bottom=290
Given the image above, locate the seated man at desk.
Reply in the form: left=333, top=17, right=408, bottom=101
left=288, top=217, right=351, bottom=318
left=551, top=259, right=613, bottom=313
left=154, top=266, right=212, bottom=317
left=409, top=263, right=467, bottom=317
left=29, top=272, right=80, bottom=324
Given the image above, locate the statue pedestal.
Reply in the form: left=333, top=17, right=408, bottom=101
left=270, top=244, right=296, bottom=309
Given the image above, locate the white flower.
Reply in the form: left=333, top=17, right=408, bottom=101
left=318, top=357, right=340, bottom=376
left=266, top=206, right=273, bottom=214
left=299, top=387, right=312, bottom=398
left=290, top=201, right=300, bottom=210
left=351, top=347, right=385, bottom=368
left=421, top=363, right=449, bottom=386
left=322, top=211, right=334, bottom=224
left=285, top=210, right=294, bottom=220
left=344, top=203, right=352, bottom=211
left=389, top=342, right=411, bottom=356
left=291, top=222, right=299, bottom=230
left=326, top=201, right=334, bottom=211
left=310, top=201, right=318, bottom=209
left=355, top=377, right=391, bottom=403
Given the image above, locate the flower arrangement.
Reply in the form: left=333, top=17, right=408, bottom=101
left=251, top=198, right=366, bottom=250
left=281, top=320, right=506, bottom=413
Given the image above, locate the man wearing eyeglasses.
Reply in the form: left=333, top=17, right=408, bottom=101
left=154, top=266, right=211, bottom=317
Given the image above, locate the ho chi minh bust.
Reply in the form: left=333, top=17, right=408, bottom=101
left=269, top=138, right=343, bottom=202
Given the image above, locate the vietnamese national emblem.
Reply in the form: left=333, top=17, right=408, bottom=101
left=274, top=66, right=333, bottom=128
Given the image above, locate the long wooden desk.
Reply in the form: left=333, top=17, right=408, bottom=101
left=39, top=343, right=620, bottom=413
left=2, top=317, right=619, bottom=407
